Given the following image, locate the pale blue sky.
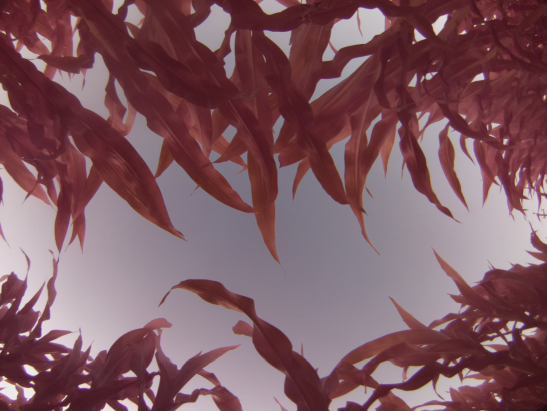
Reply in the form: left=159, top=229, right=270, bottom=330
left=0, top=2, right=543, bottom=410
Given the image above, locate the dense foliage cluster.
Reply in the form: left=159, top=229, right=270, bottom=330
left=1, top=0, right=547, bottom=409
left=0, top=257, right=243, bottom=411
left=1, top=0, right=546, bottom=257
left=1, top=234, right=547, bottom=410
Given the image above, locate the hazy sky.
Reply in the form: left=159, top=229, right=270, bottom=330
left=0, top=2, right=544, bottom=410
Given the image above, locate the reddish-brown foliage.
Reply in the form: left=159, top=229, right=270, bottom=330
left=2, top=0, right=547, bottom=408
left=3, top=232, right=547, bottom=410
left=0, top=0, right=545, bottom=256
left=162, top=230, right=547, bottom=411
left=0, top=256, right=242, bottom=410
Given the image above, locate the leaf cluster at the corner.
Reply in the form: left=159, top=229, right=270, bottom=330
left=0, top=259, right=243, bottom=411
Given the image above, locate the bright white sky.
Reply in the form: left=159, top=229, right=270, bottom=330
left=0, top=2, right=545, bottom=410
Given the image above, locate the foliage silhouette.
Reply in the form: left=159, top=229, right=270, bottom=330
left=2, top=233, right=547, bottom=409
left=1, top=0, right=545, bottom=256
left=0, top=0, right=547, bottom=409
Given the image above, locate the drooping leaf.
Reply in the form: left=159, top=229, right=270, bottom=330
left=161, top=279, right=331, bottom=411
left=253, top=30, right=349, bottom=206
left=438, top=125, right=468, bottom=210
left=399, top=124, right=454, bottom=219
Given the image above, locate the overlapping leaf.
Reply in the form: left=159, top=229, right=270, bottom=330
left=161, top=279, right=332, bottom=411
left=0, top=259, right=240, bottom=411
left=1, top=0, right=547, bottom=257
left=161, top=231, right=547, bottom=411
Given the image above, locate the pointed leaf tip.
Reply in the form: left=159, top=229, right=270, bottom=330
left=389, top=297, right=427, bottom=330
left=433, top=249, right=495, bottom=311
